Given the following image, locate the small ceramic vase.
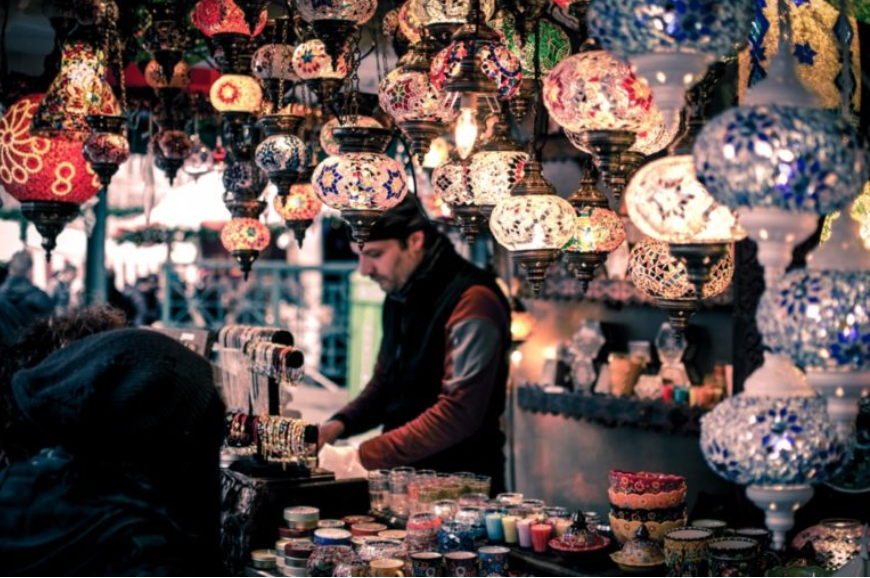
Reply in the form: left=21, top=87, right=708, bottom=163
left=663, top=527, right=714, bottom=577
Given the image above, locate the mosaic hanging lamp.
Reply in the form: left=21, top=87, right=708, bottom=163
left=312, top=125, right=408, bottom=248
left=543, top=49, right=656, bottom=205
left=0, top=94, right=102, bottom=258
left=430, top=1, right=523, bottom=160
left=221, top=216, right=271, bottom=280
left=468, top=112, right=528, bottom=219
left=142, top=2, right=193, bottom=81
left=255, top=110, right=309, bottom=197
left=700, top=352, right=848, bottom=550
left=693, top=4, right=867, bottom=288
left=251, top=17, right=298, bottom=108
left=419, top=0, right=497, bottom=48
left=30, top=37, right=121, bottom=141
left=379, top=36, right=455, bottom=163
left=563, top=161, right=625, bottom=292
left=490, top=160, right=576, bottom=294
left=587, top=0, right=755, bottom=124
left=628, top=238, right=733, bottom=335
left=292, top=39, right=350, bottom=105
left=758, top=203, right=870, bottom=440
left=320, top=116, right=384, bottom=157
left=273, top=176, right=323, bottom=247
left=431, top=154, right=482, bottom=242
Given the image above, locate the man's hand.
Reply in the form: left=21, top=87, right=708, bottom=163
left=318, top=419, right=345, bottom=447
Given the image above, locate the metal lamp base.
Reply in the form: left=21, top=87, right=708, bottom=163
left=232, top=249, right=260, bottom=281
left=286, top=219, right=314, bottom=248
left=746, top=484, right=814, bottom=551
left=513, top=248, right=559, bottom=295
left=575, top=130, right=636, bottom=207
left=451, top=204, right=487, bottom=246
left=400, top=120, right=441, bottom=164
left=655, top=297, right=700, bottom=337
left=563, top=251, right=608, bottom=293
left=342, top=209, right=384, bottom=250
left=20, top=201, right=80, bottom=260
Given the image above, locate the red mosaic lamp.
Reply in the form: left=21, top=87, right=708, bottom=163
left=0, top=94, right=102, bottom=258
left=273, top=179, right=322, bottom=247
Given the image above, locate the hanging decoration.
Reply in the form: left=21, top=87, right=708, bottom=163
left=293, top=39, right=351, bottom=104
left=430, top=2, right=523, bottom=160
left=416, top=0, right=497, bottom=48
left=142, top=2, right=193, bottom=82
left=296, top=0, right=377, bottom=66
left=273, top=179, right=323, bottom=247
left=432, top=154, right=481, bottom=239
left=255, top=111, right=309, bottom=196
left=251, top=17, right=299, bottom=108
left=468, top=113, right=528, bottom=217
left=220, top=216, right=271, bottom=280
left=379, top=37, right=456, bottom=163
left=0, top=94, right=102, bottom=257
left=562, top=162, right=626, bottom=292
left=628, top=238, right=733, bottom=335
left=320, top=116, right=384, bottom=157
left=543, top=50, right=656, bottom=205
left=587, top=0, right=755, bottom=124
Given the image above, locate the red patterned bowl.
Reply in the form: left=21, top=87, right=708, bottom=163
left=549, top=535, right=611, bottom=564
left=609, top=470, right=686, bottom=495
left=608, top=486, right=687, bottom=510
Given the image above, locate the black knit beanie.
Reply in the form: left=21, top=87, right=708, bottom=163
left=366, top=196, right=433, bottom=242
left=11, top=328, right=224, bottom=459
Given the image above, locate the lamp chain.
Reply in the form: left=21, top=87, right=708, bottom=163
left=837, top=0, right=853, bottom=120
left=341, top=26, right=363, bottom=123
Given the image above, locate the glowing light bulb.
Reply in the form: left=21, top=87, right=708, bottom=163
left=455, top=108, right=478, bottom=159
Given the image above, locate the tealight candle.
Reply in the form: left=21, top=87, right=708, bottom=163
left=501, top=516, right=518, bottom=544
left=485, top=512, right=504, bottom=542
left=516, top=518, right=533, bottom=549
left=554, top=518, right=571, bottom=538
left=530, top=524, right=552, bottom=553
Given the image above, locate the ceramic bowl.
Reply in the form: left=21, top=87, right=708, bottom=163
left=609, top=470, right=686, bottom=494
left=549, top=535, right=610, bottom=564
left=609, top=504, right=688, bottom=523
left=609, top=514, right=687, bottom=544
left=608, top=486, right=687, bottom=509
left=610, top=551, right=666, bottom=574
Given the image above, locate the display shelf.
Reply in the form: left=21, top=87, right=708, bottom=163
left=517, top=384, right=706, bottom=435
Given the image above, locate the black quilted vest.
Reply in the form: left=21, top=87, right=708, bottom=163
left=377, top=235, right=509, bottom=489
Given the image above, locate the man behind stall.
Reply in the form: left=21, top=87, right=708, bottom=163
left=319, top=198, right=511, bottom=493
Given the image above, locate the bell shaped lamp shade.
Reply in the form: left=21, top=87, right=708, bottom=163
left=30, top=40, right=121, bottom=141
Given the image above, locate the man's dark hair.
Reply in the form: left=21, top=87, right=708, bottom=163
left=0, top=305, right=127, bottom=465
left=366, top=196, right=434, bottom=247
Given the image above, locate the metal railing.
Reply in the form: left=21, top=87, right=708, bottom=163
left=161, top=259, right=358, bottom=385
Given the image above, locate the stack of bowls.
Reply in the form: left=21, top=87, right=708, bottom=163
left=607, top=470, right=687, bottom=543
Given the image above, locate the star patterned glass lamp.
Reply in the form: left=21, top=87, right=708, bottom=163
left=628, top=238, right=733, bottom=335
left=563, top=162, right=626, bottom=292
left=153, top=130, right=193, bottom=185
left=30, top=39, right=122, bottom=141
left=693, top=5, right=868, bottom=289
left=700, top=352, right=849, bottom=550
left=222, top=159, right=268, bottom=219
left=0, top=94, right=102, bottom=258
left=221, top=217, right=271, bottom=280
left=587, top=0, right=755, bottom=123
left=255, top=111, right=309, bottom=196
left=758, top=203, right=870, bottom=439
left=379, top=37, right=456, bottom=163
left=490, top=160, right=576, bottom=294
left=312, top=126, right=408, bottom=248
left=83, top=115, right=129, bottom=188
left=293, top=39, right=350, bottom=104
left=430, top=2, right=523, bottom=160
left=273, top=179, right=322, bottom=247
left=251, top=18, right=298, bottom=107
left=543, top=50, right=656, bottom=205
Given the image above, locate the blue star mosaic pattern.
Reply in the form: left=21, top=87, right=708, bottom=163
left=793, top=41, right=818, bottom=65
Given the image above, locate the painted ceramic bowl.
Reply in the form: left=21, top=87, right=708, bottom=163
left=608, top=486, right=687, bottom=510
left=610, top=505, right=688, bottom=523
left=609, top=470, right=686, bottom=494
left=549, top=535, right=610, bottom=564
left=609, top=513, right=688, bottom=544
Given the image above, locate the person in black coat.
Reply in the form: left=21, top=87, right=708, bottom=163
left=0, top=329, right=227, bottom=575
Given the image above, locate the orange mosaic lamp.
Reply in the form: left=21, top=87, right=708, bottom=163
left=273, top=182, right=322, bottom=247
left=221, top=217, right=271, bottom=280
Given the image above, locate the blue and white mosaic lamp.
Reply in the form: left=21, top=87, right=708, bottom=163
left=700, top=353, right=849, bottom=550
left=692, top=4, right=867, bottom=287
left=758, top=205, right=870, bottom=438
left=587, top=0, right=755, bottom=122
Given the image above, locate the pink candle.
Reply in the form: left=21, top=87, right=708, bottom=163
left=517, top=518, right=533, bottom=549
left=531, top=523, right=552, bottom=554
